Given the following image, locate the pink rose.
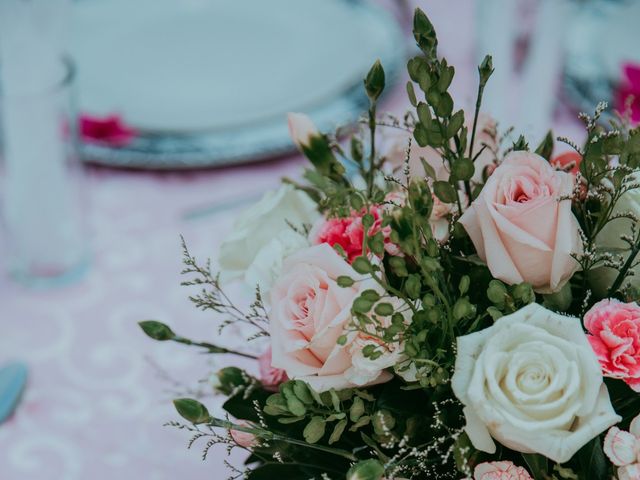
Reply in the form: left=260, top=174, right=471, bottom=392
left=603, top=415, right=640, bottom=479
left=474, top=461, right=532, bottom=480
left=229, top=422, right=257, bottom=448
left=459, top=151, right=582, bottom=293
left=269, top=243, right=393, bottom=392
left=584, top=299, right=640, bottom=390
left=258, top=347, right=288, bottom=392
left=311, top=207, right=396, bottom=262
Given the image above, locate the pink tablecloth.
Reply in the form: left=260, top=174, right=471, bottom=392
left=0, top=2, right=585, bottom=479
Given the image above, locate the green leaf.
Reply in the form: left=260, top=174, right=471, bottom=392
left=414, top=122, right=429, bottom=147
left=303, top=416, right=326, bottom=444
left=330, top=389, right=341, bottom=411
left=577, top=437, right=608, bottom=480
left=364, top=59, right=385, bottom=101
left=337, top=275, right=355, bottom=287
left=447, top=109, right=465, bottom=138
left=139, top=320, right=175, bottom=341
left=286, top=396, right=307, bottom=417
left=352, top=256, right=372, bottom=274
left=420, top=156, right=437, bottom=180
left=406, top=81, right=417, bottom=107
left=328, top=419, right=348, bottom=445
left=459, top=275, right=470, bottom=295
left=374, top=302, right=394, bottom=316
left=361, top=289, right=381, bottom=302
left=350, top=136, right=363, bottom=163
left=417, top=102, right=432, bottom=126
left=534, top=130, right=554, bottom=160
left=173, top=398, right=210, bottom=424
left=293, top=381, right=314, bottom=405
left=350, top=396, right=366, bottom=422
left=451, top=158, right=474, bottom=181
left=437, top=62, right=454, bottom=93
left=522, top=453, right=548, bottom=480
left=353, top=297, right=374, bottom=313
left=277, top=416, right=305, bottom=424
left=347, top=459, right=385, bottom=480
left=433, top=181, right=458, bottom=203
left=434, top=92, right=453, bottom=117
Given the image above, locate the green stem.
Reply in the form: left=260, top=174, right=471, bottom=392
left=208, top=418, right=358, bottom=461
left=607, top=234, right=640, bottom=296
left=173, top=337, right=258, bottom=360
left=368, top=104, right=377, bottom=197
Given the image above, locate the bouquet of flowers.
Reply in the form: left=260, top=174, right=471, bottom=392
left=140, top=9, right=640, bottom=480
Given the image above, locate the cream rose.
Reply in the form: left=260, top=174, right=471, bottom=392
left=269, top=243, right=396, bottom=392
left=219, top=185, right=320, bottom=293
left=451, top=303, right=620, bottom=463
left=591, top=173, right=640, bottom=296
left=459, top=151, right=582, bottom=293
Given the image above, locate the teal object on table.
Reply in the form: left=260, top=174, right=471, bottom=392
left=0, top=362, right=28, bottom=424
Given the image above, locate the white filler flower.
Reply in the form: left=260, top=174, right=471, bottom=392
left=451, top=303, right=620, bottom=463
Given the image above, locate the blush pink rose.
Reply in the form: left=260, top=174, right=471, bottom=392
left=584, top=299, right=640, bottom=391
left=258, top=347, right=288, bottom=392
left=459, top=151, right=582, bottom=293
left=269, top=243, right=392, bottom=392
left=311, top=207, right=396, bottom=262
left=474, top=461, right=532, bottom=480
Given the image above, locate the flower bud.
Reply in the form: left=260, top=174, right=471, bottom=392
left=287, top=112, right=319, bottom=150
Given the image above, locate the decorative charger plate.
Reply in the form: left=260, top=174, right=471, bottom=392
left=71, top=0, right=406, bottom=169
left=564, top=0, right=640, bottom=120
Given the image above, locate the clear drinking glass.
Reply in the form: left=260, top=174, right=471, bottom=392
left=0, top=58, right=89, bottom=287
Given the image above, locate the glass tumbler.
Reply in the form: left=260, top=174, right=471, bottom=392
left=0, top=58, right=89, bottom=287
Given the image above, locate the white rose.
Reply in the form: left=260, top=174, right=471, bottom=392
left=451, top=303, right=620, bottom=463
left=591, top=174, right=640, bottom=296
left=219, top=185, right=320, bottom=293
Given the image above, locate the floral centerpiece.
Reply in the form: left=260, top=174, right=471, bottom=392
left=140, top=9, right=640, bottom=480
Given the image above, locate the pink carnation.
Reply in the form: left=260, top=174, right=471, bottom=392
left=584, top=299, right=640, bottom=391
left=311, top=206, right=395, bottom=262
left=258, top=347, right=288, bottom=392
left=474, top=461, right=532, bottom=480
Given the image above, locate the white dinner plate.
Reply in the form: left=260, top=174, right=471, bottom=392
left=71, top=0, right=405, bottom=168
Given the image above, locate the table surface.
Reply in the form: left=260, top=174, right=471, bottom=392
left=0, top=2, right=586, bottom=479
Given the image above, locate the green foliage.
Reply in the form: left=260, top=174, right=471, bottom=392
left=173, top=398, right=211, bottom=424
left=139, top=320, right=175, bottom=340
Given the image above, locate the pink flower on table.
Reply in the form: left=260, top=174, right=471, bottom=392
left=459, top=151, right=582, bottom=293
left=311, top=206, right=395, bottom=262
left=79, top=114, right=136, bottom=147
left=474, top=461, right=532, bottom=480
left=229, top=422, right=257, bottom=448
left=603, top=415, right=640, bottom=479
left=616, top=63, right=640, bottom=124
left=258, top=347, right=288, bottom=392
left=584, top=299, right=640, bottom=391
